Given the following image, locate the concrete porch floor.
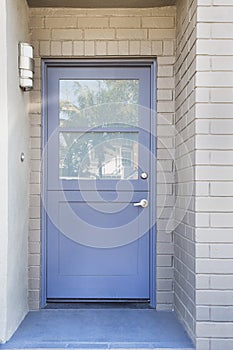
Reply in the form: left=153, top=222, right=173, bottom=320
left=0, top=309, right=194, bottom=349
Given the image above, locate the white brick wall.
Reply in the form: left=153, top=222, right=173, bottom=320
left=174, top=0, right=197, bottom=342
left=175, top=0, right=233, bottom=348
left=28, top=7, right=176, bottom=311
left=195, top=0, right=233, bottom=349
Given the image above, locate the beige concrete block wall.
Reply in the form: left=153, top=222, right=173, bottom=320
left=174, top=0, right=197, bottom=343
left=28, top=6, right=176, bottom=310
left=195, top=1, right=233, bottom=349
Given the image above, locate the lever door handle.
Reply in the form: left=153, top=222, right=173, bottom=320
left=133, top=199, right=148, bottom=208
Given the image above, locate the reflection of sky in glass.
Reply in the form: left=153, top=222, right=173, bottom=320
left=60, top=80, right=101, bottom=108
left=60, top=79, right=138, bottom=108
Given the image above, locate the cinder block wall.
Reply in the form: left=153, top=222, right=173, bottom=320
left=28, top=7, right=176, bottom=310
left=195, top=1, right=233, bottom=349
left=174, top=0, right=196, bottom=343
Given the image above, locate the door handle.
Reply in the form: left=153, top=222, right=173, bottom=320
left=133, top=199, right=148, bottom=208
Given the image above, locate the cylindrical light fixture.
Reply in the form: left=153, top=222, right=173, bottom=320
left=18, top=42, right=34, bottom=91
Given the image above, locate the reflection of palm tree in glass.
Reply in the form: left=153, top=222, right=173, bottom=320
left=97, top=144, right=104, bottom=179
left=60, top=134, right=91, bottom=178
left=60, top=80, right=139, bottom=128
left=60, top=101, right=80, bottom=127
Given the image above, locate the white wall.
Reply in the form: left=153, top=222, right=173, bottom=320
left=175, top=1, right=233, bottom=349
left=0, top=0, right=30, bottom=342
left=0, top=0, right=9, bottom=343
left=195, top=1, right=233, bottom=349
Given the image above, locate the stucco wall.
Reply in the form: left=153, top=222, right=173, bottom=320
left=28, top=6, right=176, bottom=310
left=0, top=0, right=30, bottom=343
left=0, top=0, right=9, bottom=343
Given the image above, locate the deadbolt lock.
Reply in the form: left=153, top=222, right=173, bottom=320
left=140, top=172, right=148, bottom=180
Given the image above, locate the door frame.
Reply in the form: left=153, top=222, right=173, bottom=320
left=41, top=58, right=157, bottom=308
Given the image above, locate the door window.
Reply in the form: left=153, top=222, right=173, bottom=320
left=59, top=79, right=139, bottom=128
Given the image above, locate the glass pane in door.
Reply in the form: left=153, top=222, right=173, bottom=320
left=59, top=80, right=139, bottom=128
left=59, top=132, right=138, bottom=180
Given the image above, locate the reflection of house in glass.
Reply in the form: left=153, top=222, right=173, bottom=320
left=89, top=139, right=138, bottom=180
left=59, top=133, right=138, bottom=180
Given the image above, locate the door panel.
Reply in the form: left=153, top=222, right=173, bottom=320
left=45, top=63, right=152, bottom=301
left=47, top=192, right=149, bottom=298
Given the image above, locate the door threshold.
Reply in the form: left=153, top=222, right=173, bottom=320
left=45, top=301, right=151, bottom=309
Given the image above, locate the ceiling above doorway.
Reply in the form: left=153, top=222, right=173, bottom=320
left=27, top=0, right=175, bottom=8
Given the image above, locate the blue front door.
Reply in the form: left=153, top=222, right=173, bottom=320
left=45, top=62, right=154, bottom=301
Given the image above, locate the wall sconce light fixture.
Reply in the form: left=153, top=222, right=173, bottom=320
left=18, top=42, right=34, bottom=91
